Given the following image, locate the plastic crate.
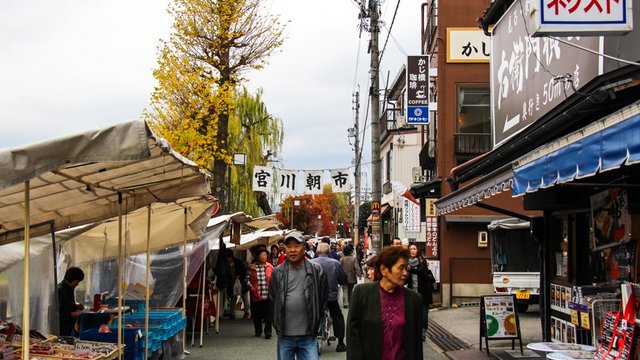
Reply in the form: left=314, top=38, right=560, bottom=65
left=80, top=328, right=142, bottom=360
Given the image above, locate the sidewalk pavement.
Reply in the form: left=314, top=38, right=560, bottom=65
left=429, top=304, right=545, bottom=359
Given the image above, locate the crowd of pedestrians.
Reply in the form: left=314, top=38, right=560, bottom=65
left=211, top=234, right=436, bottom=360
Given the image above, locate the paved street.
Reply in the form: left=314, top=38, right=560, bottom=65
left=185, top=307, right=447, bottom=359
left=180, top=303, right=545, bottom=359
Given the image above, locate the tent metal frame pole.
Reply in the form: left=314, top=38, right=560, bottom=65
left=50, top=220, right=60, bottom=336
left=117, top=192, right=123, bottom=359
left=182, top=208, right=188, bottom=354
left=22, top=181, right=30, bottom=359
left=199, top=254, right=206, bottom=347
left=145, top=205, right=151, bottom=360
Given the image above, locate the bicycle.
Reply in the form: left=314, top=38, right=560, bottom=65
left=317, top=308, right=333, bottom=355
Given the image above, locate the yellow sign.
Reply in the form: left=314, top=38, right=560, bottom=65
left=580, top=312, right=590, bottom=330
left=425, top=198, right=437, bottom=217
left=515, top=290, right=530, bottom=300
left=371, top=201, right=380, bottom=211
left=570, top=310, right=580, bottom=325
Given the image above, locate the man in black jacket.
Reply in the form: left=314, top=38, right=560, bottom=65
left=57, top=267, right=85, bottom=336
left=269, top=232, right=328, bottom=360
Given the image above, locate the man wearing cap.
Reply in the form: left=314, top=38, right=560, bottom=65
left=248, top=245, right=274, bottom=339
left=269, top=232, right=328, bottom=360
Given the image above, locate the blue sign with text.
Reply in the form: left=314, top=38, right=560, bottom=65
left=407, top=106, right=429, bottom=124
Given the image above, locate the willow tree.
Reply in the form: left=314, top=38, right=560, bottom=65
left=228, top=87, right=283, bottom=215
left=146, top=0, right=287, bottom=209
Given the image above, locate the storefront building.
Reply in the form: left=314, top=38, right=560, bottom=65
left=436, top=0, right=640, bottom=343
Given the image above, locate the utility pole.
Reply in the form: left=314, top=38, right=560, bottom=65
left=353, top=91, right=361, bottom=247
left=368, top=0, right=382, bottom=255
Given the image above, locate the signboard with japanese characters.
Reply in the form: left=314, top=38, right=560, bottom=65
left=330, top=168, right=351, bottom=193
left=277, top=169, right=298, bottom=194
left=403, top=198, right=421, bottom=233
left=447, top=28, right=490, bottom=63
left=491, top=0, right=600, bottom=147
left=406, top=55, right=429, bottom=124
left=425, top=216, right=438, bottom=258
left=252, top=165, right=274, bottom=192
left=303, top=170, right=324, bottom=194
left=529, top=0, right=633, bottom=35
left=252, top=167, right=353, bottom=195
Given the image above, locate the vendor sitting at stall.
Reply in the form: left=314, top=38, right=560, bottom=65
left=58, top=267, right=85, bottom=336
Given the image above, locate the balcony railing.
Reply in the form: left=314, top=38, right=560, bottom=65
left=454, top=133, right=491, bottom=154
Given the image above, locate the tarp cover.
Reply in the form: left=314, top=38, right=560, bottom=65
left=487, top=218, right=530, bottom=231
left=61, top=197, right=215, bottom=264
left=0, top=120, right=210, bottom=245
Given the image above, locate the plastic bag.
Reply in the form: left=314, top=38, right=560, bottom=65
left=232, top=278, right=242, bottom=297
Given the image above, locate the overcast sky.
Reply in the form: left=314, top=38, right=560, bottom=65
left=0, top=0, right=420, bottom=181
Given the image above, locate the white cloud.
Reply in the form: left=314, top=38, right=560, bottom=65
left=0, top=0, right=420, bottom=184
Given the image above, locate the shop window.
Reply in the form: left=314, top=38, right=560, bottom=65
left=455, top=86, right=491, bottom=161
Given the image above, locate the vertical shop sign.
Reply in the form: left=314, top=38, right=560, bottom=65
left=406, top=55, right=429, bottom=124
left=403, top=198, right=421, bottom=232
left=591, top=188, right=630, bottom=250
left=425, top=216, right=438, bottom=257
left=371, top=201, right=381, bottom=249
left=491, top=0, right=600, bottom=147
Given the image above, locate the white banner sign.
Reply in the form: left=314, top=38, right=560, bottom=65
left=303, top=170, right=324, bottom=194
left=330, top=168, right=351, bottom=193
left=252, top=166, right=274, bottom=192
left=277, top=169, right=298, bottom=194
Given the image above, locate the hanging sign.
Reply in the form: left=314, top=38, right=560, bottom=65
left=591, top=188, right=630, bottom=250
left=277, top=169, right=298, bottom=194
left=252, top=166, right=274, bottom=192
left=330, top=168, right=351, bottom=193
left=303, top=170, right=324, bottom=194
left=406, top=55, right=429, bottom=124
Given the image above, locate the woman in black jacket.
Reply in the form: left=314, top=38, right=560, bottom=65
left=407, top=243, right=436, bottom=341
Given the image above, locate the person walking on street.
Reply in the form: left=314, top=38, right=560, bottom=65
left=311, top=242, right=348, bottom=352
left=269, top=232, right=328, bottom=360
left=225, top=250, right=250, bottom=320
left=339, top=244, right=361, bottom=308
left=249, top=246, right=274, bottom=339
left=346, top=246, right=423, bottom=360
left=407, top=243, right=436, bottom=341
left=364, top=255, right=380, bottom=282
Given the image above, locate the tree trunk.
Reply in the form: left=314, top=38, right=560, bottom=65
left=256, top=191, right=272, bottom=215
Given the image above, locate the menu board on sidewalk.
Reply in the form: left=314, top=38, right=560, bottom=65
left=481, top=295, right=520, bottom=339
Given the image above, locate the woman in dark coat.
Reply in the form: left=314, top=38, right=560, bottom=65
left=347, top=246, right=423, bottom=360
left=407, top=243, right=436, bottom=341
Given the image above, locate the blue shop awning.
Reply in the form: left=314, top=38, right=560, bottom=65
left=513, top=102, right=640, bottom=196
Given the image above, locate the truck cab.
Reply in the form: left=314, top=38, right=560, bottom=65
left=489, top=218, right=540, bottom=313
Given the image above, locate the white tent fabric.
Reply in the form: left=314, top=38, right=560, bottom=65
left=0, top=120, right=210, bottom=245
left=487, top=218, right=530, bottom=231
left=61, top=197, right=215, bottom=264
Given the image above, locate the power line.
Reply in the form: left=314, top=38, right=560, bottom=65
left=378, top=0, right=401, bottom=64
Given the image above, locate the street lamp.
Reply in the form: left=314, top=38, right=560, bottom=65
left=227, top=153, right=246, bottom=213
left=291, top=199, right=300, bottom=230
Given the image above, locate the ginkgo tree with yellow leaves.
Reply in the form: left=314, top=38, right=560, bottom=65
left=145, top=0, right=287, bottom=215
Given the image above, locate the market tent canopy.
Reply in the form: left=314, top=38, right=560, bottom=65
left=0, top=120, right=210, bottom=245
left=62, top=197, right=215, bottom=264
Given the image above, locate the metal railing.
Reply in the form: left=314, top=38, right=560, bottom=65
left=454, top=133, right=491, bottom=154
